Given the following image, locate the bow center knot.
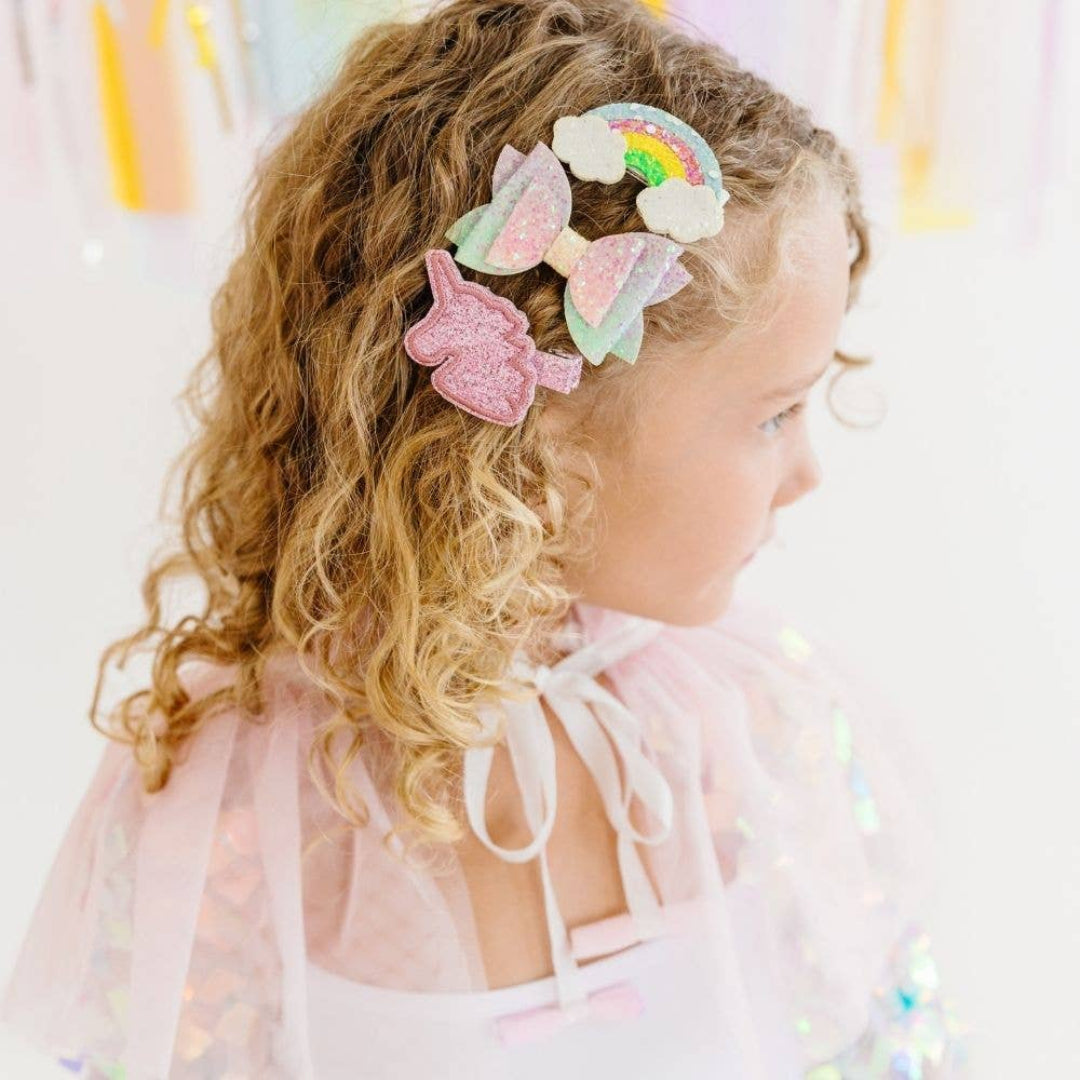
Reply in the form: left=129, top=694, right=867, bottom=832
left=530, top=661, right=554, bottom=694
left=543, top=225, right=590, bottom=277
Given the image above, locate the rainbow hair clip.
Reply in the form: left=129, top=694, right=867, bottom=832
left=553, top=103, right=730, bottom=243
left=404, top=102, right=729, bottom=427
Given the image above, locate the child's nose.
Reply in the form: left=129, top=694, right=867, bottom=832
left=773, top=443, right=823, bottom=509
left=793, top=442, right=824, bottom=499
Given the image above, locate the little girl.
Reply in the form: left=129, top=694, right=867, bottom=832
left=1, top=1, right=969, bottom=1077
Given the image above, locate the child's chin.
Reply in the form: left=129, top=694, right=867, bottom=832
left=673, top=578, right=736, bottom=628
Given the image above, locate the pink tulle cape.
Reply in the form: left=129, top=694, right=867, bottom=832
left=0, top=593, right=966, bottom=1078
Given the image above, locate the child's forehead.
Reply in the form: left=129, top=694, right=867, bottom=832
left=677, top=293, right=841, bottom=408
left=691, top=210, right=851, bottom=398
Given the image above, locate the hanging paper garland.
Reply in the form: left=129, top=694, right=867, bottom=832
left=6, top=0, right=1075, bottom=246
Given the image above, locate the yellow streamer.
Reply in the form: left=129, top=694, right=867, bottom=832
left=900, top=145, right=975, bottom=232
left=639, top=0, right=666, bottom=14
left=148, top=0, right=169, bottom=48
left=92, top=0, right=144, bottom=209
left=875, top=0, right=906, bottom=142
left=184, top=3, right=216, bottom=68
left=185, top=3, right=233, bottom=131
left=875, top=0, right=974, bottom=232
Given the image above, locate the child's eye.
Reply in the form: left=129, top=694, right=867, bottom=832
left=759, top=400, right=804, bottom=436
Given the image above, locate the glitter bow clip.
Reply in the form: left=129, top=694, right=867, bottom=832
left=404, top=102, right=730, bottom=426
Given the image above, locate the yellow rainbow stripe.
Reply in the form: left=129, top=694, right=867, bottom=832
left=622, top=131, right=688, bottom=181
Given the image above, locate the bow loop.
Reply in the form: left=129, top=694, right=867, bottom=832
left=543, top=673, right=674, bottom=848
left=566, top=232, right=686, bottom=330
left=448, top=142, right=572, bottom=277
left=462, top=694, right=558, bottom=865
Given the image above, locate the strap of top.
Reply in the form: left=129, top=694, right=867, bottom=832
left=462, top=605, right=674, bottom=1015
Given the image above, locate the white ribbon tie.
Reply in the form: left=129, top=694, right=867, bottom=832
left=462, top=606, right=675, bottom=1013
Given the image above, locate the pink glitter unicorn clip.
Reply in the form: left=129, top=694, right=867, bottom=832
left=404, top=249, right=583, bottom=427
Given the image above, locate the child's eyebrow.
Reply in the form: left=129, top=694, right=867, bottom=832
left=756, top=358, right=832, bottom=403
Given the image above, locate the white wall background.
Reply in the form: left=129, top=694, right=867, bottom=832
left=751, top=222, right=1080, bottom=1076
left=2, top=11, right=1078, bottom=1078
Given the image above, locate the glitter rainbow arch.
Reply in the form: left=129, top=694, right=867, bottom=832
left=582, top=102, right=727, bottom=202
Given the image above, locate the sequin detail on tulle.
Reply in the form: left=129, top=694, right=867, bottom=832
left=779, top=623, right=814, bottom=664
left=834, top=704, right=882, bottom=835
left=771, top=618, right=969, bottom=1077
left=698, top=614, right=970, bottom=1071
left=49, top=751, right=291, bottom=1077
left=805, top=924, right=971, bottom=1078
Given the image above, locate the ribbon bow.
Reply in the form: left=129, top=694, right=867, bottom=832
left=462, top=608, right=674, bottom=1013
left=446, top=139, right=692, bottom=367
left=494, top=980, right=646, bottom=1047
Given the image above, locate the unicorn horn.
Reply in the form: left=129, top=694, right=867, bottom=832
left=423, top=247, right=464, bottom=303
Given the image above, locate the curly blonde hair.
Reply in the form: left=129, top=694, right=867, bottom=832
left=90, top=0, right=875, bottom=854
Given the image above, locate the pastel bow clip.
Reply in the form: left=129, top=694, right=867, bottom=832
left=445, top=139, right=692, bottom=367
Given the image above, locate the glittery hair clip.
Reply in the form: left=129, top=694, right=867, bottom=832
left=404, top=102, right=730, bottom=427
left=552, top=103, right=730, bottom=244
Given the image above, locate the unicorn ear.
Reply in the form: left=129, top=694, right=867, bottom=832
left=424, top=248, right=465, bottom=303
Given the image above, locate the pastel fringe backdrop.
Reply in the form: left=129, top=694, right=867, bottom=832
left=1, top=0, right=1073, bottom=260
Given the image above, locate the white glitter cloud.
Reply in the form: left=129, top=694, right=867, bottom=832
left=551, top=114, right=627, bottom=184
left=636, top=176, right=730, bottom=243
